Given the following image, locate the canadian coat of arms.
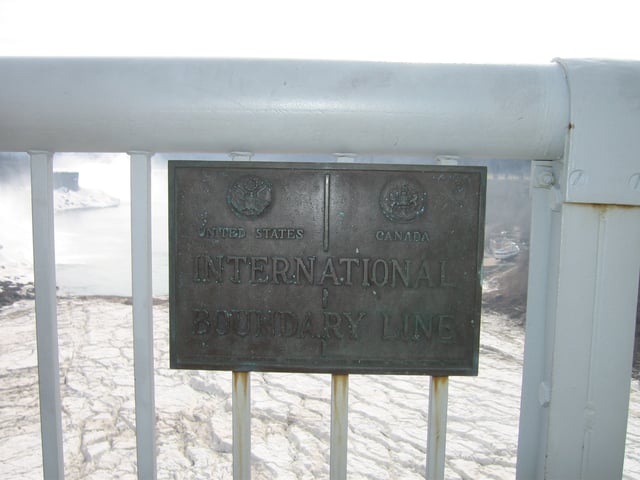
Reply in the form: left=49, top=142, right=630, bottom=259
left=379, top=178, right=426, bottom=222
left=227, top=175, right=273, bottom=218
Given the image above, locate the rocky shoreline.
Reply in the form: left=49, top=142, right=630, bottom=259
left=0, top=279, right=34, bottom=308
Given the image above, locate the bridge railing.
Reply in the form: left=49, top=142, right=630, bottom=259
left=1, top=57, right=638, bottom=479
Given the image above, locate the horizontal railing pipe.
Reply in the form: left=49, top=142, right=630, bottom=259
left=0, top=58, right=568, bottom=159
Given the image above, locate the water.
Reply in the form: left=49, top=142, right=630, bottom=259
left=54, top=170, right=169, bottom=297
left=55, top=204, right=130, bottom=296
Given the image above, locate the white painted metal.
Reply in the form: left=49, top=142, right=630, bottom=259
left=541, top=205, right=640, bottom=479
left=329, top=156, right=351, bottom=480
left=29, top=151, right=65, bottom=479
left=0, top=58, right=568, bottom=159
left=233, top=371, right=251, bottom=480
left=422, top=161, right=455, bottom=480
left=231, top=152, right=253, bottom=162
left=426, top=376, right=448, bottom=480
left=435, top=155, right=459, bottom=166
left=516, top=161, right=559, bottom=478
left=330, top=374, right=349, bottom=480
left=516, top=60, right=640, bottom=479
left=3, top=57, right=639, bottom=480
left=335, top=154, right=355, bottom=163
left=129, top=152, right=157, bottom=479
left=230, top=154, right=252, bottom=480
left=555, top=59, right=640, bottom=206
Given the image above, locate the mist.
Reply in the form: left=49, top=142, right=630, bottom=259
left=0, top=152, right=167, bottom=296
left=0, top=153, right=33, bottom=284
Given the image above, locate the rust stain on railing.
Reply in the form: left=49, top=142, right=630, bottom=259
left=234, top=370, right=249, bottom=399
left=431, top=376, right=447, bottom=445
left=427, top=376, right=449, bottom=480
left=233, top=371, right=251, bottom=480
left=331, top=373, right=349, bottom=480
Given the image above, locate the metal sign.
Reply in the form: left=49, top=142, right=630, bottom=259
left=169, top=161, right=486, bottom=375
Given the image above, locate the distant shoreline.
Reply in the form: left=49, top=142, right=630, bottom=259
left=0, top=279, right=34, bottom=307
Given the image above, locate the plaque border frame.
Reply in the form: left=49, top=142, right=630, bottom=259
left=169, top=161, right=486, bottom=376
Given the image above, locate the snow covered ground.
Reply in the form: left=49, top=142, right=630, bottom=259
left=1, top=296, right=639, bottom=479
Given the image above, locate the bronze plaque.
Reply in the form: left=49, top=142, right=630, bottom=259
left=169, top=162, right=486, bottom=375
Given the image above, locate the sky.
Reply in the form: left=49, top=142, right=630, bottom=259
left=0, top=0, right=637, bottom=64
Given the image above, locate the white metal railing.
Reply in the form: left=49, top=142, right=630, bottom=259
left=129, top=152, right=156, bottom=478
left=2, top=57, right=638, bottom=479
left=29, top=151, right=159, bottom=478
left=27, top=151, right=450, bottom=479
left=29, top=151, right=64, bottom=479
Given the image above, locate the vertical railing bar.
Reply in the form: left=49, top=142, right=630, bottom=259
left=516, top=161, right=556, bottom=477
left=329, top=154, right=352, bottom=480
left=231, top=152, right=252, bottom=480
left=233, top=371, right=251, bottom=480
left=330, top=373, right=349, bottom=480
left=427, top=157, right=454, bottom=480
left=130, top=151, right=157, bottom=479
left=29, top=151, right=65, bottom=479
left=426, top=376, right=449, bottom=480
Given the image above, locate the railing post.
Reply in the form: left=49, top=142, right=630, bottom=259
left=330, top=373, right=349, bottom=480
left=233, top=371, right=251, bottom=480
left=231, top=147, right=253, bottom=480
left=29, top=150, right=65, bottom=479
left=526, top=203, right=640, bottom=479
left=516, top=161, right=558, bottom=477
left=517, top=60, right=640, bottom=479
left=426, top=376, right=448, bottom=480
left=129, top=151, right=157, bottom=479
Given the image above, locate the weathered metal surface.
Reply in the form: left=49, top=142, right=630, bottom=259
left=330, top=374, right=349, bottom=480
left=427, top=376, right=449, bottom=480
left=232, top=371, right=250, bottom=480
left=169, top=161, right=485, bottom=375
